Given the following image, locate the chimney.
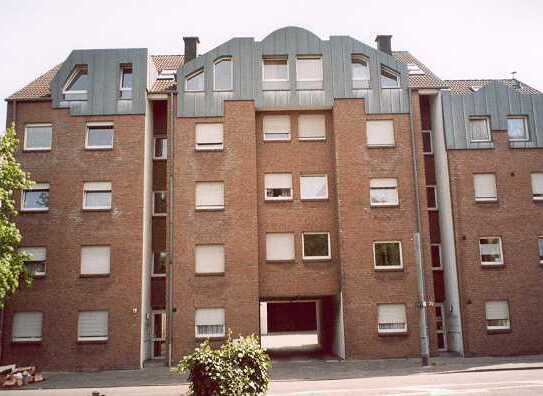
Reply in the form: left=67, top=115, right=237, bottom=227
left=183, top=36, right=200, bottom=62
left=375, top=35, right=392, bottom=55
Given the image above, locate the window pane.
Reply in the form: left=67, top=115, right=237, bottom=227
left=374, top=242, right=401, bottom=267
left=303, top=233, right=330, bottom=258
left=154, top=137, right=167, bottom=158
left=66, top=67, right=88, bottom=91
left=507, top=118, right=528, bottom=140
left=186, top=70, right=204, bottom=91
left=87, top=126, right=114, bottom=148
left=352, top=57, right=370, bottom=81
left=121, top=66, right=133, bottom=89
left=296, top=58, right=322, bottom=81
left=23, top=189, right=49, bottom=209
left=153, top=251, right=167, bottom=274
left=25, top=125, right=52, bottom=149
left=469, top=119, right=490, bottom=142
left=154, top=192, right=167, bottom=214
left=300, top=176, right=328, bottom=199
left=214, top=58, right=232, bottom=90
left=263, top=58, right=288, bottom=81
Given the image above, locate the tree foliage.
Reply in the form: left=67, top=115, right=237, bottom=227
left=0, top=124, right=33, bottom=306
left=175, top=333, right=272, bottom=395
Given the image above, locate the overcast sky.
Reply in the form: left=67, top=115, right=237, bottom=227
left=1, top=0, right=542, bottom=130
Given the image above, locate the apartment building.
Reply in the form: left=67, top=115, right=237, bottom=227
left=3, top=27, right=543, bottom=370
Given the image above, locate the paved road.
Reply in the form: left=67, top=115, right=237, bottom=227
left=4, top=367, right=543, bottom=395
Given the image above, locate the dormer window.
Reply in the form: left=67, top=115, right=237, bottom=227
left=380, top=66, right=400, bottom=88
left=407, top=63, right=424, bottom=75
left=157, top=69, right=176, bottom=80
left=352, top=55, right=370, bottom=89
left=470, top=85, right=483, bottom=92
left=63, top=65, right=88, bottom=101
left=119, top=64, right=133, bottom=99
left=185, top=69, right=204, bottom=92
left=507, top=116, right=529, bottom=142
left=213, top=57, right=233, bottom=91
left=296, top=56, right=323, bottom=82
left=262, top=57, right=288, bottom=82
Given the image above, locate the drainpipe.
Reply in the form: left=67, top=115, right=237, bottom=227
left=407, top=88, right=431, bottom=366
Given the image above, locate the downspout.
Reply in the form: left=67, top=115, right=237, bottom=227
left=407, top=88, right=431, bottom=366
left=166, top=91, right=175, bottom=367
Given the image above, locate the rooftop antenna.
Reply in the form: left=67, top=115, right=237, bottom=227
left=511, top=71, right=521, bottom=89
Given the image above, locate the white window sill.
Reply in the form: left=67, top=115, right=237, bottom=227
left=300, top=197, right=329, bottom=201
left=367, top=144, right=396, bottom=148
left=298, top=137, right=326, bottom=142
left=374, top=266, right=404, bottom=271
left=153, top=157, right=168, bottom=160
left=85, top=146, right=114, bottom=151
left=265, top=197, right=293, bottom=202
left=263, top=138, right=291, bottom=142
left=195, top=206, right=224, bottom=211
left=481, top=262, right=504, bottom=267
left=23, top=148, right=51, bottom=152
left=12, top=338, right=42, bottom=343
left=21, top=208, right=49, bottom=212
left=78, top=337, right=108, bottom=342
left=153, top=213, right=167, bottom=217
left=83, top=207, right=112, bottom=211
left=303, top=256, right=331, bottom=261
left=475, top=198, right=498, bottom=203
left=195, top=146, right=224, bottom=152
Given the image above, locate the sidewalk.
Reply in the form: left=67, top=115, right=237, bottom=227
left=11, top=354, right=543, bottom=391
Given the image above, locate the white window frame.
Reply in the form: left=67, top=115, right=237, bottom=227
left=422, top=130, right=433, bottom=155
left=195, top=308, right=226, bottom=338
left=195, top=123, right=224, bottom=151
left=506, top=116, right=529, bottom=142
left=185, top=69, right=204, bottom=92
left=298, top=114, right=326, bottom=141
left=262, top=57, right=289, bottom=82
left=153, top=136, right=167, bottom=159
left=77, top=311, right=109, bottom=342
left=83, top=182, right=112, bottom=210
left=380, top=66, right=400, bottom=88
left=119, top=63, right=133, bottom=99
left=12, top=312, right=43, bottom=342
left=431, top=243, right=443, bottom=270
left=195, top=182, right=224, bottom=210
left=531, top=173, right=543, bottom=201
left=153, top=191, right=167, bottom=216
left=265, top=232, right=295, bottom=262
left=485, top=301, right=510, bottom=331
left=24, top=123, right=52, bottom=151
left=85, top=122, right=114, bottom=150
left=479, top=237, right=504, bottom=266
left=295, top=56, right=323, bottom=82
left=213, top=57, right=233, bottom=91
left=377, top=304, right=407, bottom=334
left=263, top=115, right=291, bottom=142
left=302, top=232, right=331, bottom=261
left=19, top=247, right=47, bottom=278
left=351, top=54, right=370, bottom=82
left=473, top=173, right=497, bottom=202
left=427, top=185, right=438, bottom=210
left=373, top=241, right=403, bottom=270
left=63, top=65, right=88, bottom=97
left=370, top=178, right=399, bottom=207
left=264, top=173, right=293, bottom=201
left=300, top=174, right=328, bottom=200
left=21, top=183, right=49, bottom=212
left=469, top=117, right=491, bottom=143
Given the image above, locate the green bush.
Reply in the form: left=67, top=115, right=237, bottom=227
left=175, top=333, right=271, bottom=395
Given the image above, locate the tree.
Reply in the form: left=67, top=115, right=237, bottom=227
left=0, top=123, right=33, bottom=306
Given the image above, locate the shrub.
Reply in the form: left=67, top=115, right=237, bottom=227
left=175, top=333, right=271, bottom=395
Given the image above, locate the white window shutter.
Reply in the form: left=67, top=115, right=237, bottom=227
left=298, top=114, right=326, bottom=139
left=531, top=173, right=543, bottom=196
left=266, top=233, right=295, bottom=261
left=263, top=115, right=290, bottom=134
left=195, top=308, right=225, bottom=326
left=474, top=174, right=497, bottom=200
left=12, top=312, right=43, bottom=341
left=196, top=124, right=223, bottom=144
left=366, top=120, right=394, bottom=146
left=485, top=301, right=509, bottom=320
left=265, top=174, right=292, bottom=189
left=378, top=304, right=406, bottom=325
left=196, top=182, right=224, bottom=208
left=370, top=178, right=397, bottom=188
left=81, top=246, right=111, bottom=275
left=195, top=245, right=225, bottom=273
left=19, top=247, right=46, bottom=261
left=300, top=175, right=328, bottom=199
left=78, top=311, right=108, bottom=338
left=84, top=182, right=111, bottom=191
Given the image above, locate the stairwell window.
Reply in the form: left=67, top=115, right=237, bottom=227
left=426, top=185, right=438, bottom=210
left=538, top=238, right=543, bottom=265
left=213, top=57, right=233, bottom=91
left=531, top=173, right=543, bottom=201
left=431, top=244, right=442, bottom=270
left=373, top=241, right=403, bottom=270
left=153, top=191, right=167, bottom=216
left=154, top=136, right=167, bottom=159
left=507, top=116, right=529, bottom=141
left=263, top=115, right=290, bottom=141
left=266, top=233, right=295, bottom=262
left=63, top=65, right=88, bottom=101
left=302, top=232, right=331, bottom=261
left=21, top=183, right=49, bottom=212
left=264, top=173, right=292, bottom=201
left=195, top=308, right=225, bottom=338
left=185, top=69, right=204, bottom=92
left=298, top=114, right=326, bottom=140
left=380, top=66, right=400, bottom=88
left=83, top=182, right=112, bottom=210
left=86, top=123, right=114, bottom=150
left=473, top=174, right=497, bottom=202
left=479, top=237, right=503, bottom=266
left=378, top=304, right=407, bottom=334
left=78, top=311, right=108, bottom=342
left=12, top=312, right=43, bottom=342
left=195, top=123, right=223, bottom=151
left=469, top=117, right=491, bottom=143
left=366, top=120, right=395, bottom=147
left=80, top=246, right=111, bottom=276
left=422, top=130, right=433, bottom=154
left=119, top=64, right=133, bottom=99
left=24, top=124, right=52, bottom=151
left=19, top=247, right=47, bottom=278
left=352, top=55, right=370, bottom=89
left=370, top=178, right=399, bottom=207
left=195, top=245, right=225, bottom=274
left=195, top=182, right=224, bottom=210
left=485, top=301, right=510, bottom=331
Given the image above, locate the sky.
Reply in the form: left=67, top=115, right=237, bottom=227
left=1, top=0, right=543, bottom=130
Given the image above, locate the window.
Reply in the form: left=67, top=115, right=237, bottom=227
left=296, top=56, right=323, bottom=82
left=470, top=85, right=483, bottom=92
left=302, top=232, right=331, bottom=260
left=12, top=312, right=43, bottom=342
left=431, top=244, right=442, bottom=270
left=264, top=174, right=292, bottom=201
left=157, top=69, right=176, bottom=80
left=352, top=55, right=370, bottom=88
left=507, top=117, right=528, bottom=141
left=300, top=175, right=328, bottom=200
left=119, top=64, right=133, bottom=99
left=479, top=237, right=503, bottom=266
left=373, top=241, right=403, bottom=269
left=378, top=304, right=407, bottom=334
left=85, top=123, right=114, bottom=149
left=195, top=308, right=225, bottom=338
left=185, top=69, right=204, bottom=92
left=153, top=191, right=167, bottom=216
left=78, top=311, right=108, bottom=341
left=195, top=182, right=224, bottom=210
left=538, top=238, right=543, bottom=265
left=263, top=115, right=290, bottom=141
left=80, top=246, right=110, bottom=275
left=531, top=173, right=543, bottom=201
left=213, top=57, right=232, bottom=91
left=469, top=118, right=491, bottom=142
left=298, top=114, right=326, bottom=140
left=153, top=251, right=168, bottom=276
left=266, top=233, right=295, bottom=261
left=366, top=120, right=395, bottom=147
left=422, top=130, right=433, bottom=154
left=485, top=301, right=510, bottom=331
left=154, top=136, right=167, bottom=159
left=370, top=178, right=399, bottom=207
left=83, top=182, right=112, bottom=210
left=63, top=65, right=88, bottom=100
left=195, top=123, right=223, bottom=151
left=262, top=57, right=288, bottom=81
left=380, top=66, right=400, bottom=88
left=195, top=245, right=225, bottom=274
left=24, top=124, right=52, bottom=151
left=19, top=247, right=46, bottom=278
left=21, top=183, right=49, bottom=211
left=473, top=174, right=497, bottom=202
left=426, top=185, right=438, bottom=210
left=407, top=63, right=424, bottom=75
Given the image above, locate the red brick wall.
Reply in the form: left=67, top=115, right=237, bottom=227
left=2, top=101, right=145, bottom=370
left=448, top=131, right=543, bottom=356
